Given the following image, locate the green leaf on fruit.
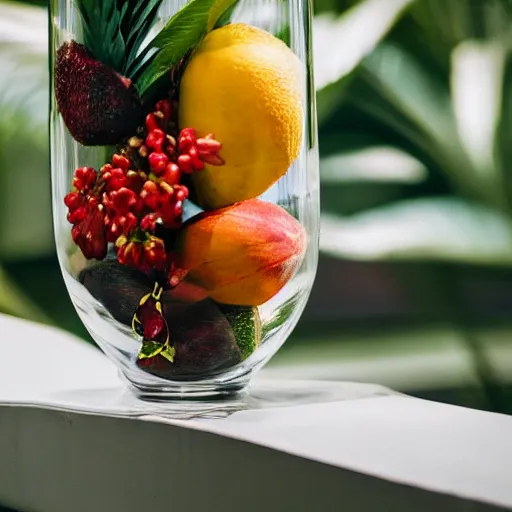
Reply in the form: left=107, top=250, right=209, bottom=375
left=213, top=1, right=238, bottom=29
left=160, top=344, right=176, bottom=363
left=219, top=305, right=261, bottom=360
left=138, top=340, right=176, bottom=362
left=206, top=0, right=239, bottom=31
left=138, top=340, right=164, bottom=359
left=135, top=0, right=239, bottom=97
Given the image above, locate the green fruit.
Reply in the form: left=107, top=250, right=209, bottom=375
left=219, top=304, right=261, bottom=360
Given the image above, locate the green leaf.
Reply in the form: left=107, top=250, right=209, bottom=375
left=138, top=340, right=175, bottom=363
left=138, top=340, right=165, bottom=359
left=206, top=0, right=238, bottom=31
left=316, top=78, right=352, bottom=125
left=361, top=44, right=456, bottom=149
left=321, top=146, right=427, bottom=184
left=224, top=0, right=288, bottom=38
left=274, top=24, right=290, bottom=46
left=450, top=40, right=506, bottom=207
left=122, top=0, right=162, bottom=74
left=135, top=0, right=238, bottom=96
left=75, top=0, right=126, bottom=70
left=320, top=198, right=512, bottom=266
left=348, top=43, right=483, bottom=202
left=218, top=305, right=261, bottom=360
left=135, top=0, right=213, bottom=95
left=0, top=266, right=51, bottom=324
left=160, top=344, right=176, bottom=363
left=213, top=1, right=238, bottom=29
left=498, top=45, right=512, bottom=208
left=74, top=0, right=164, bottom=75
left=314, top=0, right=414, bottom=91
left=314, top=0, right=413, bottom=125
left=0, top=2, right=53, bottom=260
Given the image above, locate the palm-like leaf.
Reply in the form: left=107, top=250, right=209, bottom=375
left=320, top=198, right=512, bottom=266
left=316, top=0, right=512, bottom=266
left=0, top=1, right=53, bottom=321
left=314, top=0, right=414, bottom=123
left=0, top=1, right=51, bottom=260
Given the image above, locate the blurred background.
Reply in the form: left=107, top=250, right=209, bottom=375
left=1, top=0, right=512, bottom=414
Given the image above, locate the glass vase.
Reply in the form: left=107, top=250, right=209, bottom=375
left=49, top=0, right=319, bottom=399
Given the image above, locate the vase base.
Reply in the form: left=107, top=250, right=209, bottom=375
left=120, top=369, right=251, bottom=403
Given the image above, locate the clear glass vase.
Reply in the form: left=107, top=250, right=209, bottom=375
left=49, top=0, right=319, bottom=399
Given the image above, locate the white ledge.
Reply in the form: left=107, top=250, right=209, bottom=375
left=0, top=313, right=511, bottom=512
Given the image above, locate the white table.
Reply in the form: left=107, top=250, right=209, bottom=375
left=0, top=313, right=510, bottom=512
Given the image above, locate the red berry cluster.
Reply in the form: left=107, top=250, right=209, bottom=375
left=64, top=168, right=107, bottom=260
left=64, top=98, right=223, bottom=281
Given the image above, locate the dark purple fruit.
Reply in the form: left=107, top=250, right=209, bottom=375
left=55, top=41, right=143, bottom=146
left=79, top=260, right=153, bottom=325
left=138, top=300, right=241, bottom=380
left=79, top=261, right=241, bottom=379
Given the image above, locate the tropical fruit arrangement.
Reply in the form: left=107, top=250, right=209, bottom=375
left=56, top=0, right=306, bottom=379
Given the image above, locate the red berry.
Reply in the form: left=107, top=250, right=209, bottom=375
left=67, top=206, right=87, bottom=224
left=178, top=128, right=196, bottom=152
left=125, top=170, right=145, bottom=193
left=163, top=163, right=181, bottom=185
left=155, top=99, right=172, bottom=124
left=148, top=152, right=169, bottom=175
left=196, top=137, right=222, bottom=153
left=177, top=154, right=193, bottom=174
left=116, top=235, right=167, bottom=274
left=188, top=147, right=204, bottom=171
left=174, top=201, right=183, bottom=216
left=175, top=129, right=223, bottom=171
left=140, top=181, right=160, bottom=211
left=112, top=154, right=131, bottom=171
left=137, top=296, right=167, bottom=340
left=145, top=113, right=162, bottom=133
left=144, top=236, right=167, bottom=271
left=141, top=180, right=158, bottom=196
left=104, top=187, right=139, bottom=215
left=102, top=167, right=128, bottom=191
left=64, top=191, right=84, bottom=211
left=71, top=204, right=107, bottom=260
left=175, top=188, right=187, bottom=202
left=140, top=213, right=159, bottom=232
left=72, top=167, right=97, bottom=192
left=145, top=129, right=165, bottom=152
left=201, top=153, right=225, bottom=166
left=86, top=194, right=99, bottom=207
left=108, top=212, right=138, bottom=241
left=117, top=241, right=139, bottom=268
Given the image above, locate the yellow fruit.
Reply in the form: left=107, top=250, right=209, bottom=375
left=179, top=23, right=303, bottom=209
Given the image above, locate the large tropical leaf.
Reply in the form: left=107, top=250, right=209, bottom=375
left=314, top=0, right=414, bottom=123
left=451, top=40, right=507, bottom=209
left=0, top=1, right=52, bottom=260
left=347, top=43, right=482, bottom=197
left=314, top=0, right=414, bottom=90
left=0, top=265, right=50, bottom=323
left=320, top=198, right=512, bottom=266
left=0, top=2, right=54, bottom=322
left=321, top=146, right=427, bottom=184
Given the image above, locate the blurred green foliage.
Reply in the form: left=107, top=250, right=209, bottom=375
left=316, top=0, right=512, bottom=265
